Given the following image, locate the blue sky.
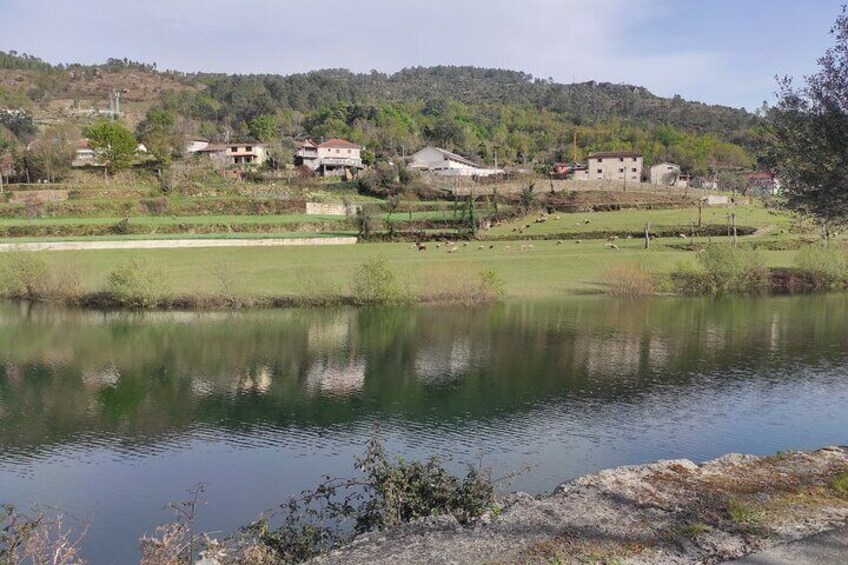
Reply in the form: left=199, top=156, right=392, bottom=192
left=0, top=0, right=844, bottom=110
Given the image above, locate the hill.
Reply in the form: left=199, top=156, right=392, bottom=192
left=0, top=52, right=759, bottom=173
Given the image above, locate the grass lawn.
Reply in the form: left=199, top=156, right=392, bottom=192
left=486, top=205, right=792, bottom=238
left=31, top=237, right=800, bottom=300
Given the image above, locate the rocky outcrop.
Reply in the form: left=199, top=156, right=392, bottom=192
left=310, top=447, right=848, bottom=564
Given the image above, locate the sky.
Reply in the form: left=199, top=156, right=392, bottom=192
left=0, top=0, right=845, bottom=110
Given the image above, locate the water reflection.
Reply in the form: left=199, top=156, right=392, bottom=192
left=2, top=297, right=848, bottom=454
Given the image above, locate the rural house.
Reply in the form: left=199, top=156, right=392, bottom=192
left=408, top=146, right=503, bottom=177
left=295, top=138, right=364, bottom=177
left=746, top=172, right=782, bottom=196
left=650, top=162, right=682, bottom=186
left=184, top=136, right=210, bottom=154
left=586, top=151, right=643, bottom=183
left=197, top=142, right=268, bottom=167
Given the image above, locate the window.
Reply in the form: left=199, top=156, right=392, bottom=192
left=230, top=147, right=237, bottom=152
left=632, top=168, right=638, bottom=173
left=335, top=149, right=340, bottom=154
left=245, top=146, right=252, bottom=152
left=618, top=168, right=625, bottom=174
left=619, top=158, right=624, bottom=162
left=347, top=149, right=351, bottom=154
left=597, top=169, right=603, bottom=174
left=633, top=157, right=638, bottom=162
left=597, top=158, right=603, bottom=163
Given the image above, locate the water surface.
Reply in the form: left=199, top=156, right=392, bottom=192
left=1, top=296, right=848, bottom=563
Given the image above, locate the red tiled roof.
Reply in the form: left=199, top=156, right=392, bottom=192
left=318, top=138, right=361, bottom=149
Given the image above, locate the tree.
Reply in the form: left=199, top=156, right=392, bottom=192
left=763, top=7, right=848, bottom=241
left=136, top=107, right=182, bottom=164
left=83, top=120, right=137, bottom=178
left=248, top=114, right=278, bottom=143
left=26, top=126, right=76, bottom=182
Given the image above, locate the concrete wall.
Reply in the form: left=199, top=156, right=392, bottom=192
left=306, top=202, right=360, bottom=216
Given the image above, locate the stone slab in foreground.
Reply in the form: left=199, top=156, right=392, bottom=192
left=0, top=237, right=358, bottom=252
left=310, top=447, right=848, bottom=565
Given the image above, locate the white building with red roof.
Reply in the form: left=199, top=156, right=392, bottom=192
left=296, top=138, right=364, bottom=177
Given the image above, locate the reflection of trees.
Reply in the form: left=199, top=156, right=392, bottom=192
left=1, top=296, right=847, bottom=453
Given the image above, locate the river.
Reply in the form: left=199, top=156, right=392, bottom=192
left=2, top=296, right=848, bottom=563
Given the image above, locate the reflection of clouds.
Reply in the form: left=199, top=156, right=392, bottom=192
left=307, top=316, right=351, bottom=353
left=233, top=365, right=273, bottom=395
left=191, top=378, right=214, bottom=397
left=584, top=335, right=642, bottom=378
left=704, top=326, right=727, bottom=355
left=305, top=358, right=366, bottom=396
left=82, top=366, right=120, bottom=390
left=415, top=338, right=471, bottom=385
left=647, top=336, right=670, bottom=370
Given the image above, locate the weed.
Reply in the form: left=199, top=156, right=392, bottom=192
left=351, top=256, right=411, bottom=306
left=727, top=499, right=761, bottom=524
left=671, top=245, right=770, bottom=295
left=107, top=258, right=171, bottom=309
left=829, top=472, right=848, bottom=495
left=795, top=245, right=848, bottom=290
left=604, top=263, right=657, bottom=298
left=247, top=428, right=497, bottom=563
left=0, top=251, right=50, bottom=300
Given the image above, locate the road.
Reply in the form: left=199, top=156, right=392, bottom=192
left=0, top=237, right=359, bottom=252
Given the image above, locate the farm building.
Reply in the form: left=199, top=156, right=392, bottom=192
left=408, top=146, right=503, bottom=177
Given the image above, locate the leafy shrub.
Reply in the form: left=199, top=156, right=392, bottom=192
left=0, top=251, right=50, bottom=299
left=113, top=218, right=130, bottom=235
left=351, top=256, right=410, bottom=306
left=671, top=245, right=770, bottom=295
left=248, top=432, right=496, bottom=564
left=354, top=206, right=377, bottom=240
left=795, top=245, right=848, bottom=290
left=107, top=258, right=170, bottom=308
left=477, top=268, right=506, bottom=303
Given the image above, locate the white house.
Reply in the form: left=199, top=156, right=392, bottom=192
left=185, top=136, right=210, bottom=154
left=650, top=162, right=681, bottom=186
left=586, top=151, right=643, bottom=183
left=296, top=138, right=364, bottom=177
left=408, top=146, right=503, bottom=177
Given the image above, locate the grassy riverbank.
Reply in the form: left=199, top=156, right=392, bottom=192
left=0, top=238, right=802, bottom=307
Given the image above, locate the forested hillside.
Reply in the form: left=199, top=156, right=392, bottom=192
left=0, top=52, right=759, bottom=174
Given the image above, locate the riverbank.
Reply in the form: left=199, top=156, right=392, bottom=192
left=310, top=447, right=848, bottom=564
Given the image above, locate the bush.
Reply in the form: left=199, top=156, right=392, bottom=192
left=671, top=245, right=770, bottom=295
left=604, top=263, right=657, bottom=298
left=0, top=251, right=50, bottom=300
left=248, top=431, right=496, bottom=564
left=354, top=206, right=377, bottom=240
left=107, top=258, right=170, bottom=308
left=351, top=256, right=410, bottom=306
left=417, top=265, right=505, bottom=305
left=795, top=245, right=848, bottom=290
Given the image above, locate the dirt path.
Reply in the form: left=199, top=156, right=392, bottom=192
left=0, top=237, right=359, bottom=252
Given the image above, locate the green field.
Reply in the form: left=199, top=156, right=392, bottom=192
left=28, top=237, right=800, bottom=300
left=487, top=205, right=791, bottom=237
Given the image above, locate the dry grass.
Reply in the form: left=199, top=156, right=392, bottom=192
left=602, top=263, right=657, bottom=297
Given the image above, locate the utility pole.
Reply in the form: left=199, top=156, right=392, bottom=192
left=644, top=222, right=651, bottom=249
